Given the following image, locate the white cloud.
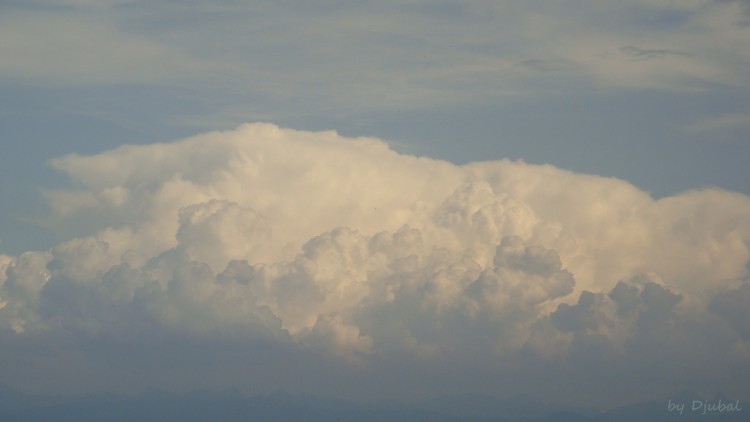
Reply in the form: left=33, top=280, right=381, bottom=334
left=2, top=123, right=750, bottom=404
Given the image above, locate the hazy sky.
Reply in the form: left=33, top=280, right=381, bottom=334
left=1, top=0, right=750, bottom=410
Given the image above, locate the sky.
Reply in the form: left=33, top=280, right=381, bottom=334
left=1, top=0, right=750, bottom=412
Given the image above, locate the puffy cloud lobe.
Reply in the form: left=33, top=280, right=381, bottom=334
left=552, top=291, right=600, bottom=333
left=550, top=275, right=685, bottom=344
left=2, top=123, right=750, bottom=404
left=0, top=251, right=52, bottom=333
left=176, top=199, right=272, bottom=271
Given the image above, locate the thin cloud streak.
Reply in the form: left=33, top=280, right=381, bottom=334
left=2, top=0, right=749, bottom=112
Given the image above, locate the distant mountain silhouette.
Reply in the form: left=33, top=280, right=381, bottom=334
left=0, top=386, right=745, bottom=421
left=418, top=393, right=600, bottom=420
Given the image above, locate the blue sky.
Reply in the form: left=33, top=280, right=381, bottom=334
left=1, top=0, right=750, bottom=410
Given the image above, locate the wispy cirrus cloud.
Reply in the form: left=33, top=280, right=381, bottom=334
left=619, top=45, right=693, bottom=61
left=2, top=0, right=749, bottom=112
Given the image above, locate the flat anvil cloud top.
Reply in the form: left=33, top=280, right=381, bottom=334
left=1, top=123, right=749, bottom=405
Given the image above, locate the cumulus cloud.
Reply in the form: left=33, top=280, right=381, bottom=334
left=1, top=123, right=750, bottom=405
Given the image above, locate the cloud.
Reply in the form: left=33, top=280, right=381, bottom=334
left=685, top=113, right=750, bottom=133
left=619, top=45, right=693, bottom=61
left=2, top=0, right=748, bottom=118
left=528, top=1, right=749, bottom=91
left=1, top=123, right=750, bottom=405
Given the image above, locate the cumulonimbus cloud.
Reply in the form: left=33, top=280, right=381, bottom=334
left=1, top=123, right=749, bottom=404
